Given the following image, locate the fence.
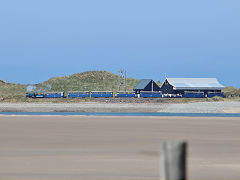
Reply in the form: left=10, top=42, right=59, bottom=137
left=161, top=141, right=187, bottom=180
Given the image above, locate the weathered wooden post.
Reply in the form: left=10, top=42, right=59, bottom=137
left=161, top=141, right=187, bottom=180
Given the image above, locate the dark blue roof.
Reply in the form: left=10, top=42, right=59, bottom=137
left=133, top=79, right=152, bottom=90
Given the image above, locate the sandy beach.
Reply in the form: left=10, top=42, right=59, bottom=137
left=1, top=115, right=240, bottom=180
left=0, top=101, right=240, bottom=113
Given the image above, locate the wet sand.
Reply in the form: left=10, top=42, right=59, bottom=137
left=0, top=115, right=240, bottom=180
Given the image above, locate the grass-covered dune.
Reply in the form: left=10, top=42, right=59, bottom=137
left=0, top=81, right=26, bottom=99
left=40, top=71, right=140, bottom=93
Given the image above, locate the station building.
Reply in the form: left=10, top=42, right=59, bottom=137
left=160, top=78, right=225, bottom=97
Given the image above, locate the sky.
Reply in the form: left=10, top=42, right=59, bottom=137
left=0, top=0, right=239, bottom=87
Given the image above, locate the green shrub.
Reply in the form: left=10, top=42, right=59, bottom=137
left=211, top=96, right=224, bottom=101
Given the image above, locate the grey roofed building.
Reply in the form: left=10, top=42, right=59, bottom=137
left=166, top=78, right=224, bottom=90
left=160, top=78, right=224, bottom=95
left=133, top=79, right=161, bottom=94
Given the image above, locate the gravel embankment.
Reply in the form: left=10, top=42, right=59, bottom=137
left=0, top=101, right=240, bottom=113
left=157, top=101, right=240, bottom=113
left=0, top=102, right=168, bottom=112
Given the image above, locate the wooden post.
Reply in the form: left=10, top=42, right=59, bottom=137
left=161, top=141, right=187, bottom=180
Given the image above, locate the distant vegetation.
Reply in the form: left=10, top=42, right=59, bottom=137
left=39, top=71, right=140, bottom=93
left=223, top=87, right=240, bottom=97
left=0, top=81, right=26, bottom=99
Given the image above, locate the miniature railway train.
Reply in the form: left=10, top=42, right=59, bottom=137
left=26, top=91, right=224, bottom=98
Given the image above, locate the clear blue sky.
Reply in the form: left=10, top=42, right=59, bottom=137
left=0, top=0, right=239, bottom=87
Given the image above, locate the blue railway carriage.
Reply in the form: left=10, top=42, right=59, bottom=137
left=116, top=91, right=135, bottom=98
left=184, top=91, right=205, bottom=98
left=68, top=91, right=90, bottom=98
left=140, top=91, right=162, bottom=98
left=90, top=91, right=113, bottom=98
left=207, top=92, right=224, bottom=98
left=45, top=92, right=64, bottom=98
